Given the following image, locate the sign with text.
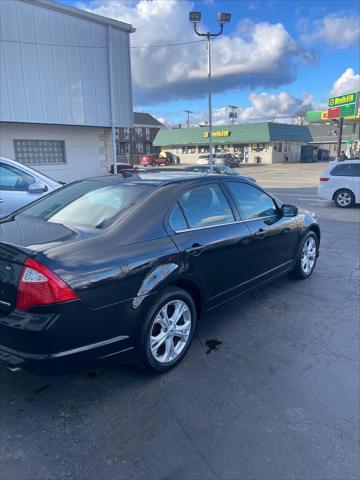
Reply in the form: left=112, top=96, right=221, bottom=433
left=328, top=92, right=357, bottom=108
left=203, top=130, right=230, bottom=138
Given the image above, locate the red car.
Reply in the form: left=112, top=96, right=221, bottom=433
left=140, top=154, right=169, bottom=166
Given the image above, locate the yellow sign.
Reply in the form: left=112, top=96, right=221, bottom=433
left=203, top=130, right=230, bottom=138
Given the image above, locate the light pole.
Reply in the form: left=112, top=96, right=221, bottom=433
left=189, top=11, right=231, bottom=173
left=228, top=105, right=238, bottom=125
left=184, top=109, right=193, bottom=128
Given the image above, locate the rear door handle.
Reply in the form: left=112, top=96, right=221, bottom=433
left=254, top=229, right=265, bottom=240
left=185, top=243, right=204, bottom=256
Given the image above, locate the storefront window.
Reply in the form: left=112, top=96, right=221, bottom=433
left=274, top=143, right=282, bottom=152
left=198, top=145, right=209, bottom=153
left=181, top=146, right=196, bottom=154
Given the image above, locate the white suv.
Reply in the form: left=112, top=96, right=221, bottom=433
left=318, top=159, right=360, bottom=208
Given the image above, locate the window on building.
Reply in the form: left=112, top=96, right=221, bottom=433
left=181, top=146, right=196, bottom=154
left=13, top=139, right=66, bottom=165
left=179, top=184, right=234, bottom=228
left=0, top=162, right=35, bottom=191
left=135, top=127, right=143, bottom=137
left=198, top=145, right=209, bottom=153
left=273, top=143, right=282, bottom=152
left=124, top=143, right=131, bottom=155
left=123, top=128, right=130, bottom=140
left=145, top=127, right=150, bottom=140
left=136, top=143, right=144, bottom=154
left=226, top=182, right=278, bottom=220
left=145, top=143, right=151, bottom=154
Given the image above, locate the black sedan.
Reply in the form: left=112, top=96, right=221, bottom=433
left=0, top=174, right=320, bottom=374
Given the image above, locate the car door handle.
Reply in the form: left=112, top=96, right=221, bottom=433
left=0, top=199, right=4, bottom=203
left=282, top=228, right=290, bottom=235
left=185, top=243, right=204, bottom=256
left=254, top=229, right=265, bottom=240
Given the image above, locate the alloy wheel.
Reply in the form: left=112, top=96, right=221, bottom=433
left=336, top=191, right=352, bottom=207
left=150, top=300, right=192, bottom=364
left=301, top=237, right=316, bottom=275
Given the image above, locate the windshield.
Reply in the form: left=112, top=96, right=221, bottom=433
left=21, top=180, right=152, bottom=228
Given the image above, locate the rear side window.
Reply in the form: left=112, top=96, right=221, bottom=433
left=169, top=204, right=188, bottom=231
left=0, top=163, right=35, bottom=191
left=226, top=182, right=278, bottom=220
left=22, top=181, right=152, bottom=228
left=330, top=164, right=360, bottom=177
left=179, top=183, right=234, bottom=228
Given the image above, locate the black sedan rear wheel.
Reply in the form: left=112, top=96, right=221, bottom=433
left=136, top=287, right=197, bottom=373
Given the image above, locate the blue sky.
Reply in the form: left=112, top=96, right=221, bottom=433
left=67, top=0, right=360, bottom=125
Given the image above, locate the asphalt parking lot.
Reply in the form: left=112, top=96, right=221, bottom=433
left=1, top=163, right=359, bottom=480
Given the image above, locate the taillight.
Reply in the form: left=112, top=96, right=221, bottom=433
left=16, top=258, right=78, bottom=311
left=320, top=177, right=329, bottom=182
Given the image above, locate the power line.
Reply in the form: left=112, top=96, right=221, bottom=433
left=1, top=38, right=205, bottom=49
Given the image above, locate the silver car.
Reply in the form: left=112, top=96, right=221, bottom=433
left=0, top=157, right=61, bottom=218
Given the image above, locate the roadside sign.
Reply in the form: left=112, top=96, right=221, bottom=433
left=328, top=107, right=341, bottom=119
left=327, top=91, right=358, bottom=119
left=328, top=92, right=357, bottom=108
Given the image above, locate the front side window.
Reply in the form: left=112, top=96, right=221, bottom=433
left=21, top=181, right=152, bottom=229
left=0, top=163, right=35, bottom=191
left=179, top=183, right=234, bottom=228
left=331, top=164, right=360, bottom=177
left=226, top=182, right=278, bottom=220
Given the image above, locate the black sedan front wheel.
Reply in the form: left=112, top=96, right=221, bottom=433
left=290, top=232, right=318, bottom=279
left=136, top=287, right=197, bottom=373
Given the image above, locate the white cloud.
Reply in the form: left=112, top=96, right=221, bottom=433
left=330, top=68, right=360, bottom=96
left=300, top=14, right=360, bottom=48
left=180, top=91, right=315, bottom=126
left=79, top=0, right=316, bottom=104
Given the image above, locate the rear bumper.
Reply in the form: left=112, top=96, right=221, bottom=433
left=0, top=298, right=139, bottom=374
left=0, top=338, right=134, bottom=375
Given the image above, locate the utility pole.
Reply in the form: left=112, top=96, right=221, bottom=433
left=189, top=11, right=231, bottom=173
left=184, top=110, right=193, bottom=128
left=336, top=117, right=344, bottom=158
left=228, top=105, right=238, bottom=124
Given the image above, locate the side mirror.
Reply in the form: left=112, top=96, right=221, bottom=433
left=28, top=182, right=47, bottom=194
left=281, top=203, right=298, bottom=217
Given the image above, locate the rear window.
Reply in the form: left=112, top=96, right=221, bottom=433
left=330, top=163, right=360, bottom=177
left=20, top=180, right=151, bottom=228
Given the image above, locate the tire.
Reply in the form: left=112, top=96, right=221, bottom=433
left=151, top=161, right=157, bottom=167
left=289, top=231, right=318, bottom=279
left=135, top=287, right=197, bottom=373
left=334, top=189, right=355, bottom=208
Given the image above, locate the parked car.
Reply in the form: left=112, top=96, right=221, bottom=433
left=318, top=159, right=360, bottom=208
left=0, top=173, right=320, bottom=375
left=140, top=154, right=169, bottom=167
left=196, top=153, right=241, bottom=168
left=184, top=164, right=256, bottom=182
left=0, top=157, right=61, bottom=218
left=109, top=163, right=136, bottom=174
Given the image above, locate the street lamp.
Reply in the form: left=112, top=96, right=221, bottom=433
left=189, top=11, right=231, bottom=173
left=184, top=110, right=193, bottom=128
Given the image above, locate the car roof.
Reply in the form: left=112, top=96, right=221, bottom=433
left=86, top=171, right=250, bottom=187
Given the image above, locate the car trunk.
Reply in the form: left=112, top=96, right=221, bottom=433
left=0, top=215, right=85, bottom=315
